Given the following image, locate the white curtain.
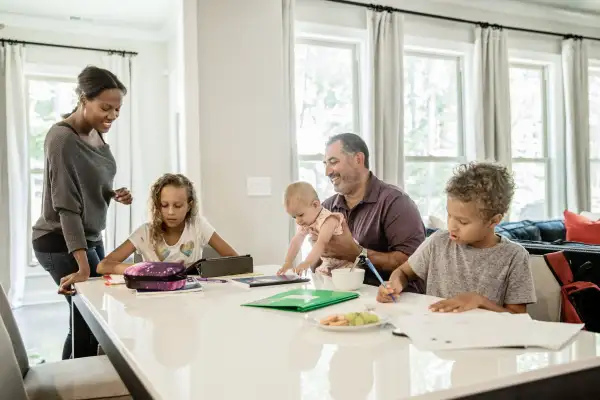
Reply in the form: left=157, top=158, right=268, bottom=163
left=103, top=54, right=140, bottom=251
left=368, top=10, right=404, bottom=186
left=283, top=0, right=298, bottom=241
left=0, top=44, right=28, bottom=307
left=473, top=26, right=512, bottom=167
left=562, top=38, right=591, bottom=213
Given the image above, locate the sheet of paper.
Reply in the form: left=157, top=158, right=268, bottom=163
left=393, top=313, right=583, bottom=351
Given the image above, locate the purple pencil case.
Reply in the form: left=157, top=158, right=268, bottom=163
left=123, top=262, right=187, bottom=291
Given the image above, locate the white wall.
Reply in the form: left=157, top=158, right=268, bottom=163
left=195, top=0, right=290, bottom=265
left=166, top=1, right=185, bottom=174
left=1, top=26, right=170, bottom=228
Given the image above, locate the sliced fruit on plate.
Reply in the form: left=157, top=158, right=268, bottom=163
left=319, top=312, right=380, bottom=326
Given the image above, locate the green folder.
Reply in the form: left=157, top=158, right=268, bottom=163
left=242, top=288, right=359, bottom=312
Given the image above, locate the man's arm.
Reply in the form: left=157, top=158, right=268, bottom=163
left=369, top=194, right=425, bottom=272
left=365, top=249, right=408, bottom=272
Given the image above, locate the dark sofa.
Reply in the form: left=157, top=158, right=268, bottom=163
left=427, top=219, right=600, bottom=256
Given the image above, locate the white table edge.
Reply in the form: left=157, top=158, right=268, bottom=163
left=73, top=276, right=600, bottom=400
left=73, top=279, right=159, bottom=399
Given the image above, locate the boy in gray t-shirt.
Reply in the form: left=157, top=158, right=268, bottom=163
left=377, top=162, right=536, bottom=314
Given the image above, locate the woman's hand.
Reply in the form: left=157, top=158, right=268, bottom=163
left=58, top=270, right=90, bottom=295
left=114, top=187, right=133, bottom=205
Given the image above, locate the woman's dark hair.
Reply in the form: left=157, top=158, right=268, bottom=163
left=62, top=65, right=128, bottom=118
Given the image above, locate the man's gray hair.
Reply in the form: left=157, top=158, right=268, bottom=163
left=326, top=133, right=370, bottom=169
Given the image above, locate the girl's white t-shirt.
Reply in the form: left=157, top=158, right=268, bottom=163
left=128, top=215, right=215, bottom=266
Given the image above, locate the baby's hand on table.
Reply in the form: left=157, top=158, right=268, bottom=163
left=429, top=292, right=484, bottom=313
left=293, top=261, right=311, bottom=276
left=277, top=262, right=293, bottom=275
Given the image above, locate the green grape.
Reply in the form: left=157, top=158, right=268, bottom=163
left=353, top=316, right=365, bottom=326
left=344, top=312, right=358, bottom=323
left=367, top=314, right=380, bottom=324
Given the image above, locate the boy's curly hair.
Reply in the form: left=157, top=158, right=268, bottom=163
left=445, top=162, right=515, bottom=219
left=149, top=173, right=198, bottom=247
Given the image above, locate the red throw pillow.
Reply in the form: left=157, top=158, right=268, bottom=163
left=563, top=210, right=600, bottom=245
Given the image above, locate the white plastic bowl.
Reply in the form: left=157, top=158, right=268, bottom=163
left=331, top=268, right=365, bottom=291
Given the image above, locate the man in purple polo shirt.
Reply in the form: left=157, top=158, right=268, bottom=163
left=321, top=133, right=426, bottom=290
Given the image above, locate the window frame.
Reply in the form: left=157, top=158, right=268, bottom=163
left=403, top=49, right=468, bottom=217
left=294, top=25, right=367, bottom=187
left=508, top=62, right=553, bottom=220
left=294, top=24, right=366, bottom=257
left=25, top=74, right=78, bottom=266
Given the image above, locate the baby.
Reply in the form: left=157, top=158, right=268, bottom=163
left=277, top=181, right=354, bottom=276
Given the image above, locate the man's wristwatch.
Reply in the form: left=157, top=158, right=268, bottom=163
left=354, top=245, right=368, bottom=267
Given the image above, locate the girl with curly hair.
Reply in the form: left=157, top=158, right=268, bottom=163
left=98, top=173, right=237, bottom=274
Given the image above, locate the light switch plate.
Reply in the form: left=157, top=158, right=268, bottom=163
left=246, top=177, right=272, bottom=197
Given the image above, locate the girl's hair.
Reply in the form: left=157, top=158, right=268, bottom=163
left=148, top=173, right=198, bottom=246
left=62, top=65, right=128, bottom=118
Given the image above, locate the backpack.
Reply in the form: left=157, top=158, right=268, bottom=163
left=544, top=251, right=600, bottom=333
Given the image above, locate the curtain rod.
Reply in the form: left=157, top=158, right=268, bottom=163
left=324, top=0, right=600, bottom=42
left=0, top=38, right=138, bottom=56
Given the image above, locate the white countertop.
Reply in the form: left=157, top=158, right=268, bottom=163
left=74, top=266, right=600, bottom=400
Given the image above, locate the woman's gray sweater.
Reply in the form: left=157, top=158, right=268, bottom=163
left=32, top=122, right=117, bottom=253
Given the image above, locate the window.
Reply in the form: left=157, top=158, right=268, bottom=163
left=589, top=67, right=600, bottom=212
left=509, top=64, right=550, bottom=221
left=403, top=52, right=465, bottom=219
left=295, top=38, right=362, bottom=201
left=294, top=34, right=364, bottom=257
left=27, top=77, right=77, bottom=264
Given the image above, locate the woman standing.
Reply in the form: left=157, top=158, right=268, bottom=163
left=32, top=65, right=132, bottom=359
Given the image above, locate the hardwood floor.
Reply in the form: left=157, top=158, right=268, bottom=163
left=13, top=302, right=69, bottom=363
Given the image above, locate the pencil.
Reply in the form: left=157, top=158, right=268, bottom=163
left=363, top=257, right=397, bottom=303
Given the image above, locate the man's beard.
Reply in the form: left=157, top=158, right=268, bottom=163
left=331, top=173, right=360, bottom=195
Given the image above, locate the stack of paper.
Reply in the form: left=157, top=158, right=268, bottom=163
left=134, top=277, right=203, bottom=296
left=393, top=312, right=583, bottom=351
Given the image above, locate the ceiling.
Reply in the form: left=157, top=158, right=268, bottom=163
left=516, top=0, right=600, bottom=16
left=0, top=0, right=172, bottom=30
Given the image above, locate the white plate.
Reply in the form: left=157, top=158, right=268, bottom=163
left=308, top=312, right=390, bottom=332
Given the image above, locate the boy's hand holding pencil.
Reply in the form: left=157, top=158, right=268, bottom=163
left=376, top=281, right=402, bottom=303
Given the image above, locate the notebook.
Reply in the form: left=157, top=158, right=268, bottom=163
left=242, top=289, right=359, bottom=312
left=134, top=277, right=203, bottom=296
left=230, top=275, right=309, bottom=288
left=392, top=312, right=584, bottom=351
